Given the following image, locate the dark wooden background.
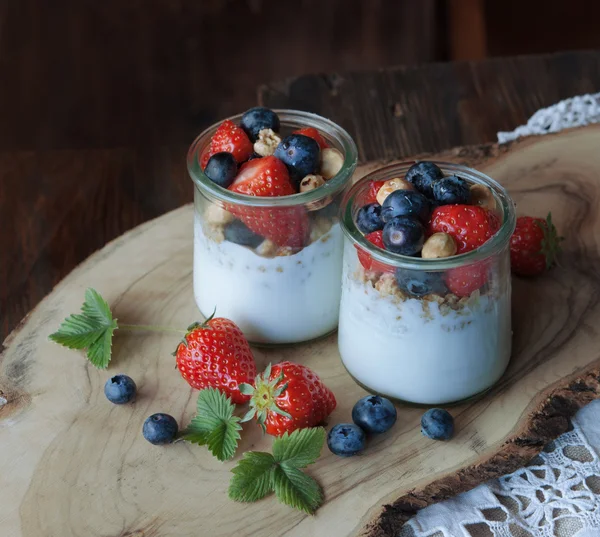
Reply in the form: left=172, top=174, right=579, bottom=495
left=3, top=0, right=600, bottom=338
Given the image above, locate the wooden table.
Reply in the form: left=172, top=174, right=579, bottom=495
left=3, top=50, right=600, bottom=339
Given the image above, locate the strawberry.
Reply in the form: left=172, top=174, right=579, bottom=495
left=201, top=119, right=253, bottom=169
left=510, top=213, right=562, bottom=276
left=240, top=361, right=336, bottom=437
left=229, top=156, right=309, bottom=247
left=293, top=127, right=329, bottom=149
left=175, top=314, right=257, bottom=404
left=364, top=180, right=386, bottom=205
left=428, top=205, right=500, bottom=254
left=445, top=262, right=489, bottom=297
left=356, top=230, right=394, bottom=273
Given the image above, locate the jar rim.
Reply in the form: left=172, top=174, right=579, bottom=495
left=340, top=161, right=516, bottom=270
left=187, top=109, right=358, bottom=207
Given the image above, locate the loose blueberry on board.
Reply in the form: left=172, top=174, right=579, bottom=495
left=224, top=219, right=264, bottom=248
left=204, top=152, right=238, bottom=188
left=395, top=269, right=447, bottom=297
left=327, top=423, right=366, bottom=457
left=405, top=161, right=444, bottom=199
left=382, top=216, right=425, bottom=256
left=381, top=190, right=431, bottom=223
left=143, top=413, right=179, bottom=445
left=240, top=107, right=281, bottom=142
left=274, top=134, right=321, bottom=182
left=356, top=203, right=384, bottom=234
left=433, top=175, right=471, bottom=205
left=421, top=408, right=454, bottom=440
left=352, top=395, right=397, bottom=434
left=104, top=374, right=137, bottom=404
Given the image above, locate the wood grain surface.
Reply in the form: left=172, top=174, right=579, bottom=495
left=3, top=125, right=600, bottom=537
left=4, top=51, right=600, bottom=340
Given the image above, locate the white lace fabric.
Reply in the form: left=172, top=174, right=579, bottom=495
left=399, top=94, right=600, bottom=537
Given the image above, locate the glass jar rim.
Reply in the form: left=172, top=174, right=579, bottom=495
left=340, top=161, right=516, bottom=270
left=187, top=109, right=358, bottom=207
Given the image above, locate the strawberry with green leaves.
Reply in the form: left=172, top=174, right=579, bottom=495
left=240, top=362, right=336, bottom=437
left=510, top=213, right=562, bottom=276
left=200, top=119, right=253, bottom=168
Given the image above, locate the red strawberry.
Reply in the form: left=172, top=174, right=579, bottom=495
left=356, top=230, right=393, bottom=273
left=429, top=205, right=500, bottom=254
left=364, top=180, right=386, bottom=205
left=445, top=262, right=489, bottom=297
left=175, top=315, right=257, bottom=404
left=240, top=361, right=336, bottom=436
left=202, top=119, right=253, bottom=168
left=510, top=213, right=562, bottom=276
left=293, top=127, right=329, bottom=149
left=229, top=156, right=309, bottom=247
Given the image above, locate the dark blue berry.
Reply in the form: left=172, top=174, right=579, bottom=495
left=381, top=190, right=431, bottom=224
left=382, top=216, right=424, bottom=256
left=327, top=423, right=366, bottom=457
left=395, top=269, right=447, bottom=297
left=224, top=220, right=264, bottom=248
left=421, top=409, right=454, bottom=441
left=274, top=134, right=320, bottom=182
left=247, top=152, right=262, bottom=161
left=405, top=161, right=444, bottom=199
left=352, top=396, right=397, bottom=434
left=204, top=152, right=238, bottom=188
left=433, top=175, right=471, bottom=205
left=240, top=107, right=280, bottom=142
left=143, top=413, right=179, bottom=445
left=104, top=374, right=136, bottom=404
left=356, top=203, right=384, bottom=234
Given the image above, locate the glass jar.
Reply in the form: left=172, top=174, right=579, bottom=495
left=188, top=110, right=358, bottom=345
left=338, top=162, right=516, bottom=405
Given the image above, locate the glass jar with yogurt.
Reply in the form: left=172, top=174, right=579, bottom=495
left=338, top=162, right=516, bottom=405
left=188, top=110, right=358, bottom=345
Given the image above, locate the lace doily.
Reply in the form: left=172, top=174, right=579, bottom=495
left=497, top=93, right=600, bottom=143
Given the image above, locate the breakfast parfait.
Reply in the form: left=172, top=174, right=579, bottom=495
left=188, top=108, right=358, bottom=344
left=338, top=162, right=516, bottom=405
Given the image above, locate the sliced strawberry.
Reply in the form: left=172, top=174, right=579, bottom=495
left=356, top=230, right=394, bottom=273
left=202, top=120, right=253, bottom=169
left=229, top=156, right=309, bottom=247
left=445, top=262, right=489, bottom=297
left=293, top=127, right=329, bottom=149
left=364, top=180, right=386, bottom=205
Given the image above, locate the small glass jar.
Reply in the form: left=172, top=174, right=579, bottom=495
left=188, top=110, right=358, bottom=345
left=338, top=162, right=516, bottom=405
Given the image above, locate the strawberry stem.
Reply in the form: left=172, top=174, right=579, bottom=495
left=118, top=323, right=187, bottom=335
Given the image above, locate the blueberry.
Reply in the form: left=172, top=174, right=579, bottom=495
left=433, top=175, right=471, bottom=205
left=381, top=190, right=431, bottom=224
left=204, top=152, right=238, bottom=188
left=104, top=374, right=137, bottom=404
left=405, top=161, right=444, bottom=199
left=240, top=107, right=280, bottom=142
left=421, top=409, right=454, bottom=441
left=382, top=216, right=424, bottom=256
left=352, top=396, right=397, bottom=434
left=143, top=413, right=179, bottom=445
left=395, top=269, right=447, bottom=297
left=327, top=423, right=366, bottom=457
left=356, top=203, right=384, bottom=234
left=224, top=220, right=264, bottom=248
left=274, top=134, right=320, bottom=182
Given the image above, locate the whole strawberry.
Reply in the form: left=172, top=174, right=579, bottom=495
left=240, top=361, right=336, bottom=436
left=175, top=314, right=257, bottom=404
left=201, top=119, right=253, bottom=168
left=510, top=213, right=562, bottom=276
left=429, top=205, right=500, bottom=254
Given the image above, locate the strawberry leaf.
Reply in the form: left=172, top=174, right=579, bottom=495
left=228, top=451, right=275, bottom=502
left=181, top=388, right=242, bottom=461
left=48, top=288, right=118, bottom=369
left=272, top=427, right=326, bottom=469
left=273, top=463, right=323, bottom=515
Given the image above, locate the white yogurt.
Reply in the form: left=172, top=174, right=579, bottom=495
left=338, top=272, right=511, bottom=405
left=193, top=214, right=343, bottom=344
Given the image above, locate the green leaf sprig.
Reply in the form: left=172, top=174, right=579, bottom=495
left=229, top=427, right=326, bottom=514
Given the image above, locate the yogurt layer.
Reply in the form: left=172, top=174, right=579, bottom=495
left=194, top=214, right=343, bottom=344
left=338, top=273, right=511, bottom=405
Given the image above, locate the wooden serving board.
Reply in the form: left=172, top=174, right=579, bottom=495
left=3, top=125, right=600, bottom=537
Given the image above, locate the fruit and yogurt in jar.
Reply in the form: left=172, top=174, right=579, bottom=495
left=188, top=108, right=358, bottom=345
left=338, top=161, right=516, bottom=405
